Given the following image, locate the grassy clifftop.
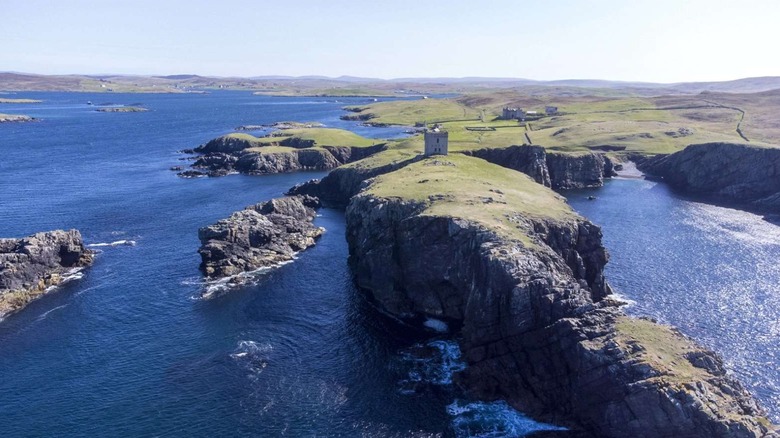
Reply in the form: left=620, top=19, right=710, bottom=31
left=363, top=154, right=575, bottom=244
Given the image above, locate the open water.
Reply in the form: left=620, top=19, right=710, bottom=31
left=567, top=176, right=780, bottom=423
left=0, top=91, right=564, bottom=437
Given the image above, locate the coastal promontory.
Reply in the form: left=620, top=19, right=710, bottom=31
left=338, top=153, right=772, bottom=436
left=0, top=230, right=94, bottom=319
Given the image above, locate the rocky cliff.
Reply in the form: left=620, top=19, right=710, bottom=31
left=342, top=155, right=772, bottom=437
left=198, top=195, right=324, bottom=280
left=0, top=230, right=94, bottom=319
left=638, top=142, right=780, bottom=213
left=463, top=145, right=616, bottom=189
left=181, top=134, right=388, bottom=177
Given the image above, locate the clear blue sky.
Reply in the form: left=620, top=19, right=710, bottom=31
left=2, top=0, right=779, bottom=83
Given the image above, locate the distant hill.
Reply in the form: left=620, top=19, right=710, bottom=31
left=2, top=72, right=779, bottom=95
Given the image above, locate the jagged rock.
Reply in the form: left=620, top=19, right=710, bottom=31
left=639, top=142, right=780, bottom=213
left=0, top=230, right=94, bottom=319
left=184, top=135, right=388, bottom=177
left=463, top=145, right=616, bottom=189
left=197, top=195, right=323, bottom=279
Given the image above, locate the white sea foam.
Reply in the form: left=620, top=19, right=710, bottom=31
left=398, top=339, right=467, bottom=392
left=44, top=268, right=85, bottom=292
left=196, top=259, right=297, bottom=300
left=230, top=340, right=273, bottom=379
left=447, top=399, right=566, bottom=438
left=87, top=240, right=136, bottom=247
left=35, top=304, right=68, bottom=321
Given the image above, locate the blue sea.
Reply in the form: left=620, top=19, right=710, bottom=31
left=568, top=178, right=780, bottom=423
left=0, top=92, right=569, bottom=437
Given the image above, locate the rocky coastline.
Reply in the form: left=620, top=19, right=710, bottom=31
left=197, top=195, right=324, bottom=283
left=179, top=134, right=388, bottom=177
left=638, top=142, right=780, bottom=214
left=189, top=137, right=776, bottom=435
left=340, top=156, right=772, bottom=436
left=291, top=151, right=775, bottom=437
left=462, top=145, right=617, bottom=189
left=0, top=230, right=94, bottom=320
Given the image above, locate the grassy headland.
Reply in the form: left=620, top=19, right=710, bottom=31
left=363, top=154, right=575, bottom=244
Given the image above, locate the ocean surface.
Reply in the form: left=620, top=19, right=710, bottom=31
left=567, top=177, right=780, bottom=423
left=0, top=92, right=564, bottom=437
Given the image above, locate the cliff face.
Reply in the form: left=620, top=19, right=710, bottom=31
left=463, top=145, right=616, bottom=189
left=198, top=195, right=324, bottom=280
left=182, top=135, right=387, bottom=177
left=638, top=142, right=780, bottom=212
left=0, top=230, right=94, bottom=319
left=342, top=157, right=771, bottom=437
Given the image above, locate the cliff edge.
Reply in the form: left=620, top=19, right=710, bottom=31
left=638, top=142, right=780, bottom=213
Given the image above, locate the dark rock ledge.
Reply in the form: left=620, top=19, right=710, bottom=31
left=0, top=230, right=94, bottom=319
left=638, top=142, right=780, bottom=214
left=197, top=195, right=324, bottom=283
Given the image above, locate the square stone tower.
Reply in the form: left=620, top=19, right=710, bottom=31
left=424, top=127, right=448, bottom=156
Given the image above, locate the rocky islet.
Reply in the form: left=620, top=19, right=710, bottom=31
left=0, top=229, right=94, bottom=319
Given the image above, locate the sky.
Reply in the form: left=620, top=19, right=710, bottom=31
left=2, top=0, right=779, bottom=83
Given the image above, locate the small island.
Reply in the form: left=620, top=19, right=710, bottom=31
left=0, top=113, right=35, bottom=123
left=96, top=106, right=149, bottom=113
left=0, top=98, right=42, bottom=103
left=0, top=229, right=94, bottom=320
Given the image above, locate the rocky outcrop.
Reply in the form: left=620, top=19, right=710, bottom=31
left=638, top=142, right=780, bottom=213
left=344, top=186, right=771, bottom=436
left=463, top=145, right=616, bottom=189
left=198, top=195, right=324, bottom=279
left=182, top=136, right=388, bottom=177
left=0, top=230, right=94, bottom=319
left=0, top=114, right=34, bottom=123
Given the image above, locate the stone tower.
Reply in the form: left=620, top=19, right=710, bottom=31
left=424, top=127, right=448, bottom=156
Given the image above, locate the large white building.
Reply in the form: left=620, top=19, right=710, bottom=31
left=423, top=127, right=448, bottom=156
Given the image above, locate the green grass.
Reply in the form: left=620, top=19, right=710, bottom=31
left=363, top=154, right=575, bottom=245
left=225, top=127, right=380, bottom=149
left=345, top=99, right=480, bottom=126
left=254, top=87, right=396, bottom=97
left=370, top=91, right=780, bottom=155
left=245, top=145, right=301, bottom=154
left=615, top=317, right=709, bottom=383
